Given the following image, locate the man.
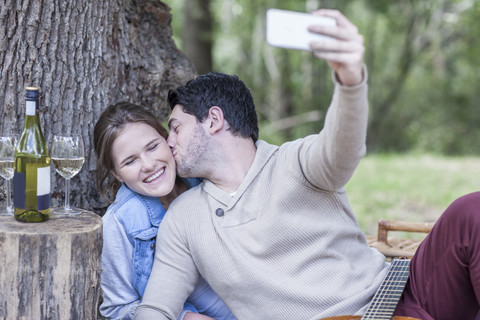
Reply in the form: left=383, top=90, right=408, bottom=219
left=135, top=9, right=480, bottom=320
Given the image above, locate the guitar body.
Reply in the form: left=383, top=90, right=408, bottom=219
left=320, top=317, right=420, bottom=320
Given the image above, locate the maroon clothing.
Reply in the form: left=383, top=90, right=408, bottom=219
left=395, top=192, right=480, bottom=320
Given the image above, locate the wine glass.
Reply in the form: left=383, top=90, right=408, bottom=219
left=51, top=134, right=85, bottom=215
left=0, top=135, right=17, bottom=216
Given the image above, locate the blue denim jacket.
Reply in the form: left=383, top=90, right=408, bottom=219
left=100, top=182, right=235, bottom=320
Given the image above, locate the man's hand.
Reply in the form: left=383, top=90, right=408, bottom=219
left=308, top=9, right=365, bottom=86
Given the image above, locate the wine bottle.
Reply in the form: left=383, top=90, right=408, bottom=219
left=13, top=86, right=51, bottom=222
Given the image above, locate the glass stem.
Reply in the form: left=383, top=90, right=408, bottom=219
left=65, top=178, right=71, bottom=210
left=6, top=179, right=11, bottom=209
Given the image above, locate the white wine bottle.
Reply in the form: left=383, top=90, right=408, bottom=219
left=13, top=86, right=51, bottom=222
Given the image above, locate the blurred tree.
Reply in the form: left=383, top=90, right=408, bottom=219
left=183, top=0, right=213, bottom=74
left=364, top=0, right=479, bottom=154
left=171, top=0, right=480, bottom=154
left=0, top=0, right=196, bottom=214
left=363, top=0, right=430, bottom=152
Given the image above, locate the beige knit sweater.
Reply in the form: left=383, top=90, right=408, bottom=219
left=136, top=72, right=390, bottom=320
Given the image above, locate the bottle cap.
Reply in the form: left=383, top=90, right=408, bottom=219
left=25, top=86, right=40, bottom=100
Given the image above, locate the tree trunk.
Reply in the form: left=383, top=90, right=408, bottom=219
left=0, top=210, right=102, bottom=319
left=0, top=0, right=196, bottom=215
left=183, top=0, right=213, bottom=74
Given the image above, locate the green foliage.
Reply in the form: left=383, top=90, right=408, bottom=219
left=363, top=0, right=480, bottom=154
left=168, top=0, right=480, bottom=155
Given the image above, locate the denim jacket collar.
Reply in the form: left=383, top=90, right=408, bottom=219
left=115, top=183, right=166, bottom=227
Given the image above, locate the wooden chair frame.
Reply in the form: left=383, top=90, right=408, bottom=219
left=367, top=219, right=435, bottom=258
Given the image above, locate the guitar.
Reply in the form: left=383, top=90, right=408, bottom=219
left=320, top=259, right=420, bottom=320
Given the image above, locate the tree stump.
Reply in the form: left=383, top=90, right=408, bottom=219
left=0, top=210, right=102, bottom=319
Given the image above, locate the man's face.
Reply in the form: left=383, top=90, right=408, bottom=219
left=167, top=105, right=210, bottom=177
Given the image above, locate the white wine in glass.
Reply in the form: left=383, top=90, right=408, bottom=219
left=0, top=135, right=17, bottom=216
left=51, top=135, right=85, bottom=215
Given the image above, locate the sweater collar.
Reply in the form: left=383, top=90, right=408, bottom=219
left=203, top=140, right=278, bottom=207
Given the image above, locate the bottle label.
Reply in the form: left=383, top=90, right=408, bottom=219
left=26, top=101, right=36, bottom=116
left=13, top=166, right=50, bottom=210
left=37, top=166, right=50, bottom=209
left=13, top=171, right=26, bottom=208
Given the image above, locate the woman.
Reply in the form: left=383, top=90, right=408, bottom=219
left=94, top=102, right=235, bottom=320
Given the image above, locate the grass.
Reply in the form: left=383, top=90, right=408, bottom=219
left=346, top=153, right=480, bottom=238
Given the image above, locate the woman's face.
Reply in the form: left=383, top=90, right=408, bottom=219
left=111, top=122, right=176, bottom=197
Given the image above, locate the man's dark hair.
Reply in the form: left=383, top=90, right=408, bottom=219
left=168, top=72, right=259, bottom=142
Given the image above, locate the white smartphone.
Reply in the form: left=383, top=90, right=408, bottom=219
left=266, top=8, right=336, bottom=51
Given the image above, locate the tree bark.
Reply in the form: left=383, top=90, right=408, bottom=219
left=0, top=0, right=196, bottom=215
left=0, top=210, right=102, bottom=319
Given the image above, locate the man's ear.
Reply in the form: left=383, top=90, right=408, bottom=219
left=207, top=106, right=225, bottom=134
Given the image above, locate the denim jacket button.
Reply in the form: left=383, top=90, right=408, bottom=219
left=215, top=208, right=224, bottom=217
left=150, top=243, right=156, bottom=250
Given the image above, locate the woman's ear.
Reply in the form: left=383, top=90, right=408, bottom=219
left=111, top=169, right=123, bottom=182
left=207, top=106, right=225, bottom=134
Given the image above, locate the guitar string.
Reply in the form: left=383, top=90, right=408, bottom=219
left=365, top=259, right=398, bottom=319
left=377, top=259, right=409, bottom=319
left=362, top=259, right=410, bottom=320
left=376, top=259, right=409, bottom=319
left=367, top=260, right=397, bottom=319
left=362, top=260, right=394, bottom=319
left=366, top=259, right=406, bottom=319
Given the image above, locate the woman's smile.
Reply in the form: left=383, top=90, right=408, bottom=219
left=143, top=167, right=165, bottom=183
